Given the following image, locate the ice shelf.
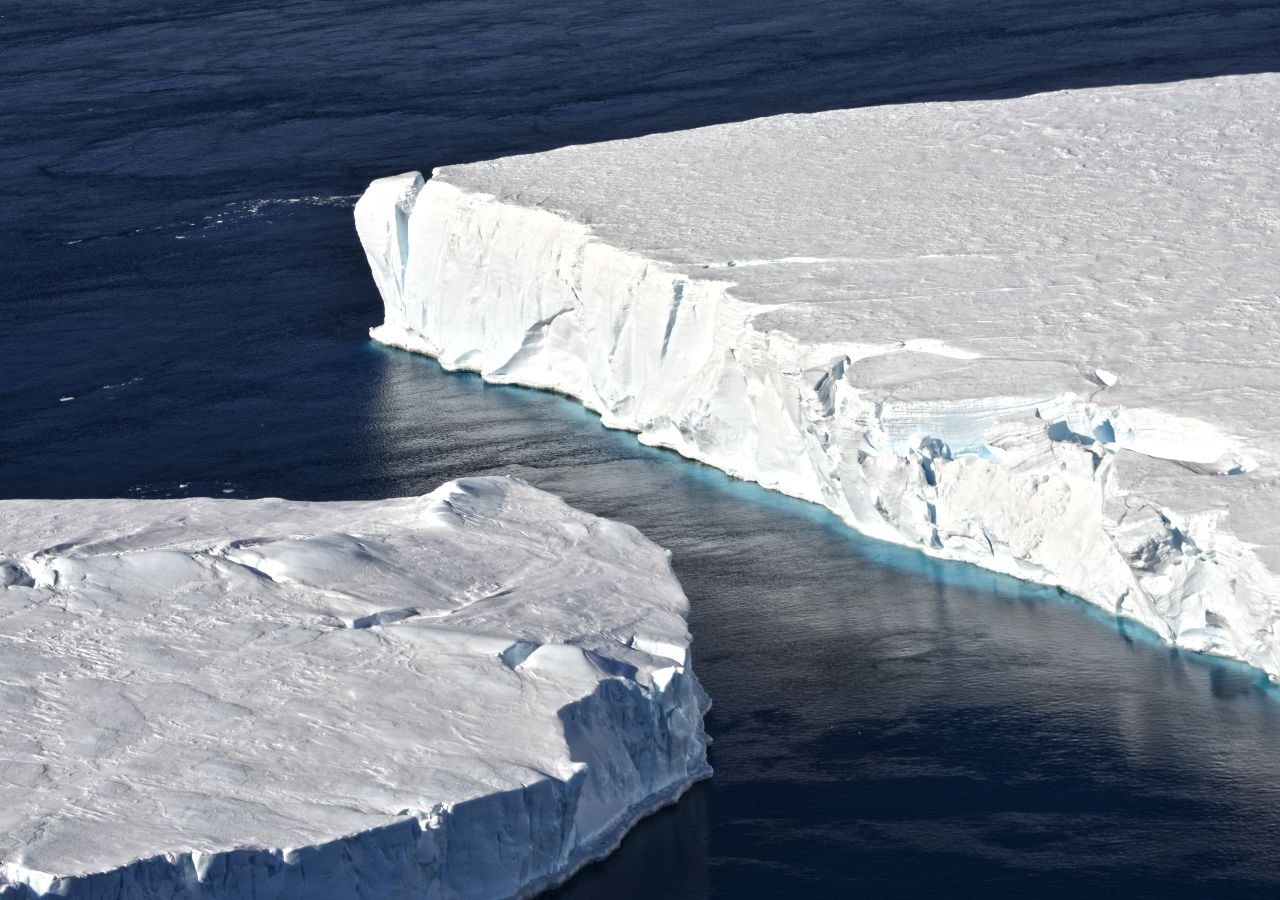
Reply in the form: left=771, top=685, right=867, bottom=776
left=357, top=75, right=1280, bottom=678
left=0, top=477, right=710, bottom=898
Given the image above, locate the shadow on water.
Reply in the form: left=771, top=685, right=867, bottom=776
left=5, top=1, right=1280, bottom=896
left=378, top=349, right=1280, bottom=897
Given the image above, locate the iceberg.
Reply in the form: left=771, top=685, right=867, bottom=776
left=357, top=75, right=1280, bottom=678
left=0, top=477, right=709, bottom=898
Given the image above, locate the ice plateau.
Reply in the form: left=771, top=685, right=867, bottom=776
left=0, top=477, right=709, bottom=899
left=357, top=75, right=1280, bottom=678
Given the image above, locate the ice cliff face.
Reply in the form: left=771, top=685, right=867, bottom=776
left=357, top=75, right=1280, bottom=679
left=0, top=477, right=709, bottom=899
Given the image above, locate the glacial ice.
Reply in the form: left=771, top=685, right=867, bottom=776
left=357, top=75, right=1280, bottom=678
left=0, top=477, right=710, bottom=898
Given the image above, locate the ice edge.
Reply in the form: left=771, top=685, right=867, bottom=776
left=0, top=477, right=712, bottom=900
left=357, top=170, right=1280, bottom=683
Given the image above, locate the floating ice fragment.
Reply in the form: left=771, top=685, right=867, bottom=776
left=0, top=477, right=709, bottom=898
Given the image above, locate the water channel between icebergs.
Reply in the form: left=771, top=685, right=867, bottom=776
left=381, top=348, right=1280, bottom=898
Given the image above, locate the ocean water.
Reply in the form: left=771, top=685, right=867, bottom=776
left=4, top=2, right=1280, bottom=896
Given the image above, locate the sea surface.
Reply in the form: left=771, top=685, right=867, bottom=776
left=5, top=2, right=1280, bottom=896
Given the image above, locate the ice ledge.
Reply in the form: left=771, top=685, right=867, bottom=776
left=357, top=75, right=1280, bottom=680
left=0, top=477, right=709, bottom=899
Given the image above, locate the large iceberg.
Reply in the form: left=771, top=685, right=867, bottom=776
left=0, top=477, right=709, bottom=898
left=357, top=75, right=1280, bottom=677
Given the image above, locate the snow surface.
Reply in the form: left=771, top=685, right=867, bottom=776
left=0, top=477, right=709, bottom=898
left=358, top=75, right=1280, bottom=678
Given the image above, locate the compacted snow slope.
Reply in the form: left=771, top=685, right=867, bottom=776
left=0, top=477, right=709, bottom=899
left=358, top=75, right=1280, bottom=678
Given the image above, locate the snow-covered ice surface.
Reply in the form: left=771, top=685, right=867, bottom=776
left=0, top=477, right=709, bottom=899
left=358, top=75, right=1280, bottom=678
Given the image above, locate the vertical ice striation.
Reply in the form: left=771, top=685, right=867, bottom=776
left=358, top=75, right=1280, bottom=679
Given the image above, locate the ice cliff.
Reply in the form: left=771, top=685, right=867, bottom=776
left=357, top=75, right=1280, bottom=678
left=0, top=477, right=709, bottom=899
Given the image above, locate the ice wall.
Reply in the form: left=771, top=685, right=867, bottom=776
left=356, top=75, right=1280, bottom=680
left=0, top=477, right=709, bottom=899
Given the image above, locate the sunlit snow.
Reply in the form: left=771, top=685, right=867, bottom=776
left=358, top=75, right=1280, bottom=678
left=0, top=477, right=709, bottom=898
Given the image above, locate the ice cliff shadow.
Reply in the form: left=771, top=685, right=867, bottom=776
left=0, top=669, right=711, bottom=900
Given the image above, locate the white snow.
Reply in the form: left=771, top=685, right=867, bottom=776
left=0, top=477, right=709, bottom=898
left=357, top=74, right=1280, bottom=678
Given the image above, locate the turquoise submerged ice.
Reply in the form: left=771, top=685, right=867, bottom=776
left=358, top=75, right=1280, bottom=678
left=0, top=477, right=709, bottom=898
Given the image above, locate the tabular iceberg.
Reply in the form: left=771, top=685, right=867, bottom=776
left=357, top=75, right=1280, bottom=678
left=0, top=477, right=709, bottom=899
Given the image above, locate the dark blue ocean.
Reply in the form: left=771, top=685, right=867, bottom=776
left=5, top=2, right=1280, bottom=896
